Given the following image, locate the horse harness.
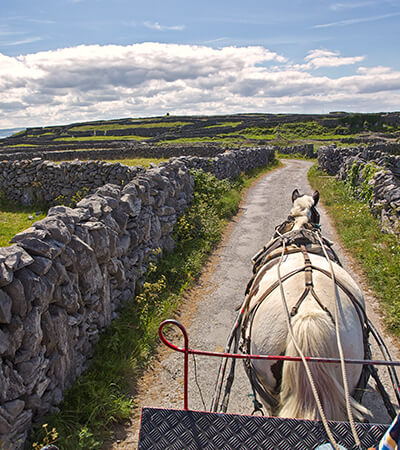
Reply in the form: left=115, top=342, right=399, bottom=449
left=239, top=222, right=372, bottom=411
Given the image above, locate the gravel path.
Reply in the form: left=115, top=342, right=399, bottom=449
left=105, top=159, right=399, bottom=449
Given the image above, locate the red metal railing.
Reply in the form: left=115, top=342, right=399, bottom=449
left=158, top=319, right=400, bottom=411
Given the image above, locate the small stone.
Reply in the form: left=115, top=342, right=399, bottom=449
left=0, top=328, right=10, bottom=354
left=0, top=290, right=12, bottom=324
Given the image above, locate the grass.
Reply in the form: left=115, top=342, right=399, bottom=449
left=204, top=121, right=242, bottom=128
left=103, top=157, right=168, bottom=167
left=4, top=144, right=38, bottom=148
left=54, top=135, right=152, bottom=142
left=308, top=165, right=400, bottom=336
left=68, top=122, right=192, bottom=132
left=217, top=122, right=359, bottom=145
left=5, top=117, right=399, bottom=152
left=158, top=136, right=222, bottom=144
left=28, top=159, right=280, bottom=449
left=51, top=157, right=168, bottom=167
left=0, top=193, right=47, bottom=247
left=158, top=136, right=253, bottom=146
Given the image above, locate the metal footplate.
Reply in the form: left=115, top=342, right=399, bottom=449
left=138, top=407, right=388, bottom=449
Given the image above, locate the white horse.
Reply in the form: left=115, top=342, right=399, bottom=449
left=242, top=189, right=370, bottom=422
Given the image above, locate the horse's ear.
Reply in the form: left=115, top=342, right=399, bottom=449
left=312, top=190, right=320, bottom=206
left=292, top=189, right=301, bottom=203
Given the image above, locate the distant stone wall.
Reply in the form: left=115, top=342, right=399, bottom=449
left=0, top=143, right=231, bottom=161
left=176, top=146, right=276, bottom=179
left=0, top=147, right=275, bottom=448
left=275, top=144, right=316, bottom=158
left=317, top=145, right=400, bottom=234
left=0, top=147, right=275, bottom=207
left=0, top=142, right=313, bottom=163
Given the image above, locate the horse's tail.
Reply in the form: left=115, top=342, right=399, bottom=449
left=279, top=310, right=369, bottom=421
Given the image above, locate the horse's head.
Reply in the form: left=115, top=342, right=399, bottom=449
left=290, top=189, right=320, bottom=229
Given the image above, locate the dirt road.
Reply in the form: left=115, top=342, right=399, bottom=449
left=107, top=159, right=399, bottom=449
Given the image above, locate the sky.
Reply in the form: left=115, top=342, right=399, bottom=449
left=0, top=0, right=400, bottom=129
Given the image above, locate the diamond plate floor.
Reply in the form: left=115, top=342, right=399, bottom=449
left=138, top=407, right=387, bottom=449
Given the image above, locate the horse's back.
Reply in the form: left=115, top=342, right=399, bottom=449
left=246, top=251, right=366, bottom=417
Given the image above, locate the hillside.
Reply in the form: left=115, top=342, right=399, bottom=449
left=1, top=112, right=400, bottom=160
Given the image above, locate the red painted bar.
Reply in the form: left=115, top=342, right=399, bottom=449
left=159, top=319, right=400, bottom=367
left=159, top=319, right=400, bottom=411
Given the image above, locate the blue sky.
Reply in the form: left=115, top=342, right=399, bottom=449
left=0, top=0, right=399, bottom=128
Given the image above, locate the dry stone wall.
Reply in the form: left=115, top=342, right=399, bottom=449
left=317, top=144, right=400, bottom=176
left=0, top=146, right=275, bottom=448
left=317, top=145, right=400, bottom=234
left=0, top=147, right=275, bottom=207
left=0, top=143, right=232, bottom=162
left=275, top=144, right=315, bottom=158
left=0, top=158, right=145, bottom=206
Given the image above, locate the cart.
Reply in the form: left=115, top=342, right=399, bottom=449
left=137, top=319, right=400, bottom=449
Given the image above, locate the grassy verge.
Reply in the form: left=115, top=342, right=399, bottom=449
left=103, top=157, right=168, bottom=167
left=0, top=193, right=47, bottom=247
left=308, top=165, right=400, bottom=336
left=28, top=159, right=280, bottom=449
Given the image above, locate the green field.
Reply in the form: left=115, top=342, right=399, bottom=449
left=0, top=193, right=47, bottom=247
left=3, top=113, right=400, bottom=149
left=104, top=157, right=168, bottom=167
left=69, top=121, right=192, bottom=132
left=54, top=135, right=152, bottom=141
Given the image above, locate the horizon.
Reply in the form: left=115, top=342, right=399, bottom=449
left=1, top=0, right=400, bottom=129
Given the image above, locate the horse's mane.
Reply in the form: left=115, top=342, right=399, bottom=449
left=290, top=195, right=315, bottom=230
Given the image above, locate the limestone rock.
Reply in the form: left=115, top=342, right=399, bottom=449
left=0, top=290, right=12, bottom=324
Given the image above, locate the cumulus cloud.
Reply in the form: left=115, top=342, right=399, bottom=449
left=303, top=49, right=365, bottom=69
left=0, top=42, right=399, bottom=128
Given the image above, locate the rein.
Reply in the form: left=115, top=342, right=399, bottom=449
left=212, top=218, right=400, bottom=430
left=242, top=226, right=365, bottom=449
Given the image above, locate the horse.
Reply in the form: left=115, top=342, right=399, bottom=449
left=241, top=189, right=370, bottom=422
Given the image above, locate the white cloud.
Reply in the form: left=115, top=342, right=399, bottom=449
left=330, top=1, right=378, bottom=11
left=304, top=49, right=365, bottom=69
left=2, top=37, right=43, bottom=46
left=0, top=42, right=399, bottom=128
left=314, top=12, right=400, bottom=28
left=143, top=21, right=185, bottom=31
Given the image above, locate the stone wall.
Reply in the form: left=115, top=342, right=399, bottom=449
left=0, top=143, right=314, bottom=163
left=275, top=144, right=316, bottom=158
left=317, top=145, right=400, bottom=234
left=317, top=144, right=400, bottom=176
left=0, top=147, right=275, bottom=448
left=0, top=143, right=231, bottom=162
left=176, top=146, right=276, bottom=180
left=0, top=147, right=275, bottom=207
left=0, top=158, right=145, bottom=207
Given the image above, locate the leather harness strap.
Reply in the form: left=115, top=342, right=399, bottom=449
left=241, top=231, right=371, bottom=411
left=290, top=245, right=335, bottom=323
